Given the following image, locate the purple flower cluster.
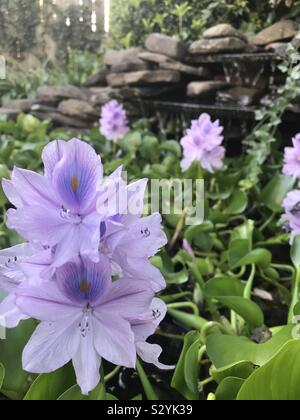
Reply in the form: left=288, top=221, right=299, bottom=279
left=0, top=139, right=171, bottom=395
left=100, top=100, right=129, bottom=142
left=180, top=113, right=225, bottom=173
left=283, top=134, right=300, bottom=179
left=283, top=190, right=300, bottom=243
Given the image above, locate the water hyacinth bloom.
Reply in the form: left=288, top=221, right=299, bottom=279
left=2, top=139, right=103, bottom=268
left=130, top=298, right=174, bottom=370
left=283, top=134, right=300, bottom=179
left=0, top=138, right=169, bottom=394
left=15, top=256, right=154, bottom=395
left=283, top=190, right=300, bottom=243
left=0, top=243, right=53, bottom=328
left=97, top=168, right=168, bottom=292
left=180, top=113, right=225, bottom=173
left=100, top=100, right=129, bottom=142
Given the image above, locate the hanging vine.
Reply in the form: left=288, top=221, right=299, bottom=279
left=240, top=33, right=300, bottom=190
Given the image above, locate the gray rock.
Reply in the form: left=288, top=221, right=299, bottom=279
left=58, top=99, right=99, bottom=120
left=251, top=20, right=297, bottom=46
left=31, top=104, right=59, bottom=113
left=116, top=85, right=179, bottom=99
left=217, top=87, right=264, bottom=106
left=187, top=81, right=230, bottom=97
left=265, top=42, right=289, bottom=55
left=84, top=68, right=109, bottom=87
left=159, top=61, right=210, bottom=78
left=104, top=48, right=145, bottom=67
left=110, top=61, right=149, bottom=74
left=139, top=51, right=174, bottom=64
left=31, top=111, right=91, bottom=128
left=145, top=33, right=186, bottom=60
left=107, top=70, right=181, bottom=88
left=189, top=37, right=247, bottom=55
left=203, top=24, right=247, bottom=42
left=0, top=108, right=21, bottom=119
left=37, top=85, right=89, bottom=103
left=89, top=87, right=115, bottom=106
left=2, top=99, right=35, bottom=112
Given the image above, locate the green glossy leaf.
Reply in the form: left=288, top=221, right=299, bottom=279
left=58, top=383, right=113, bottom=400
left=216, top=377, right=245, bottom=400
left=261, top=174, right=294, bottom=213
left=0, top=319, right=36, bottom=400
left=228, top=239, right=250, bottom=269
left=206, top=325, right=293, bottom=369
left=140, top=135, right=159, bottom=162
left=171, top=331, right=200, bottom=400
left=231, top=248, right=272, bottom=269
left=224, top=190, right=248, bottom=215
left=291, top=236, right=300, bottom=268
left=211, top=361, right=256, bottom=384
left=24, top=364, right=75, bottom=401
left=238, top=340, right=300, bottom=400
left=184, top=336, right=202, bottom=395
left=205, top=277, right=264, bottom=328
left=165, top=269, right=189, bottom=285
left=0, top=363, right=4, bottom=390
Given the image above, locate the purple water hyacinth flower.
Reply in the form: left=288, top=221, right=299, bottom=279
left=2, top=139, right=103, bottom=268
left=100, top=100, right=129, bottom=142
left=180, top=113, right=225, bottom=173
left=97, top=168, right=167, bottom=292
left=283, top=190, right=300, bottom=243
left=15, top=255, right=153, bottom=395
left=0, top=243, right=53, bottom=328
left=130, top=298, right=174, bottom=370
left=283, top=134, right=300, bottom=179
left=102, top=213, right=168, bottom=292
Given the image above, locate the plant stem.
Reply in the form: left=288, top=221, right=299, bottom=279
left=244, top=264, right=256, bottom=300
left=136, top=359, right=158, bottom=401
left=104, top=366, right=121, bottom=384
left=289, top=267, right=300, bottom=323
left=167, top=302, right=199, bottom=316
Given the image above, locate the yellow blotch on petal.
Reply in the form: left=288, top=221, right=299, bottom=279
left=71, top=175, right=79, bottom=192
left=80, top=280, right=90, bottom=294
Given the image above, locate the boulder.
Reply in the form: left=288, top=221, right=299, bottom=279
left=187, top=81, right=230, bottom=97
left=189, top=37, right=247, bottom=55
left=84, top=68, right=109, bottom=87
left=145, top=33, right=186, bottom=60
left=203, top=24, right=247, bottom=42
left=116, top=85, right=180, bottom=99
left=58, top=99, right=98, bottom=120
left=217, top=87, right=264, bottom=106
left=159, top=61, right=210, bottom=78
left=37, top=85, right=89, bottom=104
left=104, top=48, right=145, bottom=67
left=139, top=51, right=174, bottom=64
left=110, top=61, right=149, bottom=74
left=265, top=42, right=289, bottom=55
left=2, top=99, right=35, bottom=112
left=251, top=20, right=297, bottom=46
left=31, top=111, right=91, bottom=128
left=107, top=70, right=181, bottom=88
left=89, top=87, right=115, bottom=106
left=0, top=108, right=21, bottom=119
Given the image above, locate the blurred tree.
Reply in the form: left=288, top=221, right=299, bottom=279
left=110, top=0, right=299, bottom=48
left=0, top=0, right=39, bottom=58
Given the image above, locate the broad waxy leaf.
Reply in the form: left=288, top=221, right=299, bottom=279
left=205, top=277, right=264, bottom=328
left=171, top=331, right=200, bottom=400
left=238, top=340, right=300, bottom=400
left=261, top=174, right=295, bottom=213
left=206, top=325, right=293, bottom=369
left=24, top=365, right=76, bottom=401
